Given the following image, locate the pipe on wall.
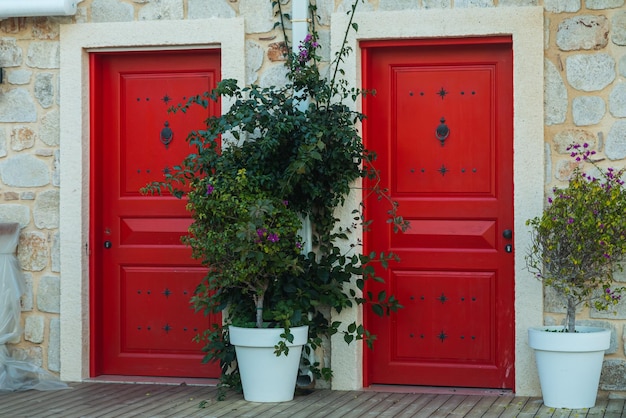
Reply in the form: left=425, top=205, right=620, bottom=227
left=0, top=0, right=77, bottom=18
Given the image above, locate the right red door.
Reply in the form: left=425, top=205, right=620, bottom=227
left=363, top=38, right=514, bottom=389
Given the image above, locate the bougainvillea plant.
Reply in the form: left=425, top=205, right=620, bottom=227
left=526, top=143, right=626, bottom=332
left=142, top=0, right=408, bottom=393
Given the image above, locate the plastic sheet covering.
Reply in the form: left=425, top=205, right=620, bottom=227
left=0, top=223, right=68, bottom=392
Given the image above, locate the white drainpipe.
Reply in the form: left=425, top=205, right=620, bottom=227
left=292, top=0, right=316, bottom=389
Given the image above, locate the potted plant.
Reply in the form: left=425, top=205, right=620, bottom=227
left=526, top=143, right=626, bottom=408
left=142, top=0, right=406, bottom=403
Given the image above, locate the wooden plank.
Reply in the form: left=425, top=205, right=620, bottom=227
left=465, top=395, right=498, bottom=416
left=498, top=397, right=531, bottom=418
left=517, top=397, right=544, bottom=417
left=277, top=390, right=354, bottom=418
left=382, top=393, right=438, bottom=416
left=0, top=383, right=104, bottom=416
left=313, top=390, right=381, bottom=418
left=42, top=383, right=154, bottom=417
left=481, top=395, right=519, bottom=417
left=427, top=395, right=469, bottom=417
left=389, top=394, right=452, bottom=417
left=361, top=393, right=412, bottom=417
left=603, top=398, right=625, bottom=418
left=112, top=385, right=209, bottom=417
left=447, top=394, right=482, bottom=416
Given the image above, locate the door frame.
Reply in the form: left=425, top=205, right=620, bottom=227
left=329, top=7, right=544, bottom=395
left=59, top=19, right=245, bottom=382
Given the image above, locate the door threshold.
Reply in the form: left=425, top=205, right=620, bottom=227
left=87, top=375, right=219, bottom=387
left=365, top=384, right=512, bottom=396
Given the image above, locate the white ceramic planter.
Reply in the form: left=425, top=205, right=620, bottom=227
left=229, top=325, right=309, bottom=402
left=528, top=326, right=610, bottom=409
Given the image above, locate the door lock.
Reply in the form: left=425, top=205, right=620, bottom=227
left=104, top=241, right=112, bottom=249
left=505, top=244, right=512, bottom=253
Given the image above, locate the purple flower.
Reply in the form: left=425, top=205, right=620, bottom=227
left=206, top=184, right=214, bottom=195
left=296, top=242, right=303, bottom=249
left=267, top=233, right=280, bottom=243
left=567, top=217, right=574, bottom=224
left=256, top=228, right=267, bottom=238
left=283, top=200, right=289, bottom=206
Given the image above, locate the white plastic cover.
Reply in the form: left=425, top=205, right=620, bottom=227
left=0, top=0, right=77, bottom=18
left=0, top=223, right=68, bottom=392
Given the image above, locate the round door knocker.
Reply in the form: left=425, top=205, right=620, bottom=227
left=435, top=117, right=449, bottom=147
left=160, top=121, right=173, bottom=149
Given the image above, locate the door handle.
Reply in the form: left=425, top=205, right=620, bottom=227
left=502, top=229, right=512, bottom=240
left=104, top=241, right=112, bottom=249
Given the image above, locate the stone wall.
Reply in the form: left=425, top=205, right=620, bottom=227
left=0, top=0, right=625, bottom=391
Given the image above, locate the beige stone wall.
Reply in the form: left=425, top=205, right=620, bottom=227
left=0, top=0, right=625, bottom=392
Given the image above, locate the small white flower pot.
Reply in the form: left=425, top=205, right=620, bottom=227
left=528, top=326, right=610, bottom=409
left=229, top=325, right=309, bottom=402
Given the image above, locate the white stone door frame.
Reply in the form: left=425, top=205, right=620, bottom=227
left=59, top=19, right=245, bottom=382
left=329, top=7, right=545, bottom=396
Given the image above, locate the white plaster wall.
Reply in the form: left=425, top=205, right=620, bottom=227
left=330, top=7, right=544, bottom=395
left=59, top=18, right=245, bottom=382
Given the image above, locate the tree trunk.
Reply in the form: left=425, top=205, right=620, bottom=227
left=566, top=295, right=576, bottom=332
left=254, top=294, right=264, bottom=328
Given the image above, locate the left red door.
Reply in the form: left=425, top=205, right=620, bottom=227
left=91, top=50, right=221, bottom=378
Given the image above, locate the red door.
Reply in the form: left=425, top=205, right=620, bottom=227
left=363, top=38, right=514, bottom=389
left=90, top=50, right=221, bottom=378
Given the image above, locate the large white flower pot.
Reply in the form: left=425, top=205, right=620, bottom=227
left=528, top=326, right=610, bottom=409
left=229, top=325, right=309, bottom=402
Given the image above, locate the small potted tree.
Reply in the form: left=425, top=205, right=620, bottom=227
left=143, top=1, right=406, bottom=403
left=526, top=143, right=626, bottom=408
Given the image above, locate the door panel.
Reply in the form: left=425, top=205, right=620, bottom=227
left=363, top=38, right=514, bottom=389
left=91, top=50, right=221, bottom=378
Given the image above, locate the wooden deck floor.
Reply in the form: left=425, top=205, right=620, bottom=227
left=0, top=382, right=624, bottom=417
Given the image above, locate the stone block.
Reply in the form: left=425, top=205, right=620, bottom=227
left=0, top=38, right=22, bottom=67
left=545, top=59, right=567, bottom=125
left=612, top=12, right=626, bottom=46
left=620, top=54, right=626, bottom=78
left=51, top=231, right=59, bottom=273
left=0, top=155, right=50, bottom=187
left=0, top=89, right=37, bottom=123
left=544, top=0, right=581, bottom=12
left=259, top=64, right=290, bottom=89
left=34, top=73, right=54, bottom=109
left=18, top=231, right=49, bottom=272
left=91, top=0, right=134, bottom=22
left=20, top=191, right=35, bottom=200
left=34, top=189, right=59, bottom=229
left=543, top=285, right=584, bottom=314
left=379, top=0, right=420, bottom=9
left=586, top=0, right=624, bottom=7
left=0, top=204, right=30, bottom=228
left=240, top=0, right=274, bottom=34
left=37, top=275, right=60, bottom=313
left=21, top=272, right=33, bottom=311
left=48, top=318, right=60, bottom=372
left=601, top=359, right=626, bottom=391
left=566, top=53, right=616, bottom=92
left=138, top=0, right=183, bottom=21
left=10, top=126, right=36, bottom=151
left=188, top=0, right=235, bottom=19
left=556, top=15, right=609, bottom=51
left=247, top=40, right=264, bottom=85
left=24, top=315, right=44, bottom=343
left=26, top=42, right=59, bottom=69
left=605, top=120, right=626, bottom=160
left=7, top=69, right=32, bottom=85
left=553, top=129, right=596, bottom=154
left=0, top=127, right=6, bottom=158
left=609, top=83, right=626, bottom=117
left=572, top=96, right=605, bottom=126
